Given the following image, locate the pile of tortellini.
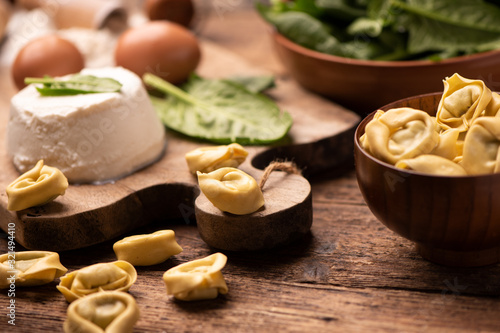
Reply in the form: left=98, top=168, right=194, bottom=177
left=361, top=73, right=500, bottom=176
left=1, top=230, right=229, bottom=333
left=0, top=138, right=266, bottom=332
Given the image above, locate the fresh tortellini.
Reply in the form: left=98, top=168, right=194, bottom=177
left=361, top=74, right=500, bottom=176
left=113, top=230, right=183, bottom=266
left=64, top=291, right=140, bottom=333
left=185, top=143, right=248, bottom=174
left=362, top=107, right=439, bottom=165
left=431, top=128, right=463, bottom=162
left=0, top=251, right=67, bottom=288
left=6, top=159, right=68, bottom=211
left=437, top=73, right=500, bottom=132
left=197, top=167, right=265, bottom=215
left=163, top=253, right=228, bottom=301
left=395, top=155, right=467, bottom=176
left=461, top=117, right=500, bottom=175
left=57, top=261, right=137, bottom=303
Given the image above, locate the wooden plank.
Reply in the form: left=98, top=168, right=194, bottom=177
left=2, top=194, right=500, bottom=332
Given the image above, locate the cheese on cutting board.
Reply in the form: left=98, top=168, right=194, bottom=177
left=6, top=66, right=166, bottom=184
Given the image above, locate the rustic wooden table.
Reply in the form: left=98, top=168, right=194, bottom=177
left=1, top=4, right=500, bottom=333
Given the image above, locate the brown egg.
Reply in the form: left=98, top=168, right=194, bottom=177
left=12, top=35, right=85, bottom=90
left=144, top=0, right=195, bottom=28
left=114, top=21, right=201, bottom=85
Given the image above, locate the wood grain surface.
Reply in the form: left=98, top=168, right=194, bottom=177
left=1, top=5, right=500, bottom=333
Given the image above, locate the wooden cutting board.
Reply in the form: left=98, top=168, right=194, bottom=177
left=0, top=41, right=360, bottom=251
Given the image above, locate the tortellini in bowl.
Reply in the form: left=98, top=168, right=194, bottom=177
left=359, top=74, right=500, bottom=177
left=354, top=74, right=500, bottom=267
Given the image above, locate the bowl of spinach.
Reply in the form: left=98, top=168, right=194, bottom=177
left=258, top=0, right=500, bottom=115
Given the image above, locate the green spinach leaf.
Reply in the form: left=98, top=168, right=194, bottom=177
left=346, top=17, right=383, bottom=37
left=289, top=0, right=325, bottom=17
left=258, top=5, right=343, bottom=55
left=257, top=0, right=500, bottom=61
left=393, top=0, right=500, bottom=55
left=25, top=75, right=122, bottom=96
left=366, top=0, right=394, bottom=23
left=228, top=75, right=275, bottom=93
left=315, top=0, right=366, bottom=22
left=144, top=73, right=292, bottom=145
left=393, top=0, right=500, bottom=33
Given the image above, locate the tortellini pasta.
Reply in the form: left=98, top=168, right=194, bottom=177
left=6, top=159, right=68, bottom=211
left=362, top=107, right=439, bottom=164
left=361, top=74, right=500, bottom=176
left=0, top=251, right=67, bottom=288
left=57, top=261, right=137, bottom=303
left=395, top=155, right=467, bottom=176
left=461, top=117, right=500, bottom=175
left=431, top=128, right=463, bottom=162
left=163, top=253, right=228, bottom=301
left=113, top=230, right=183, bottom=266
left=64, top=291, right=140, bottom=333
left=437, top=73, right=500, bottom=132
left=197, top=167, right=265, bottom=215
left=185, top=143, right=248, bottom=174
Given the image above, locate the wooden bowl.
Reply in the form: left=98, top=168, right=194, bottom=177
left=272, top=32, right=500, bottom=116
left=354, top=92, right=500, bottom=267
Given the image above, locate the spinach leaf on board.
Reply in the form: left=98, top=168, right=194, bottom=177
left=25, top=75, right=122, bottom=96
left=144, top=73, right=292, bottom=145
left=228, top=75, right=275, bottom=94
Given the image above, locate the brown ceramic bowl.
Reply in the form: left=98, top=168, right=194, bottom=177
left=272, top=32, right=500, bottom=115
left=354, top=92, right=500, bottom=267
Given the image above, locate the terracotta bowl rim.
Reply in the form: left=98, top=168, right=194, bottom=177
left=273, top=31, right=500, bottom=68
left=354, top=91, right=500, bottom=180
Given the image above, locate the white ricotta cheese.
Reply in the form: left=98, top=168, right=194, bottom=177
left=7, top=66, right=166, bottom=184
